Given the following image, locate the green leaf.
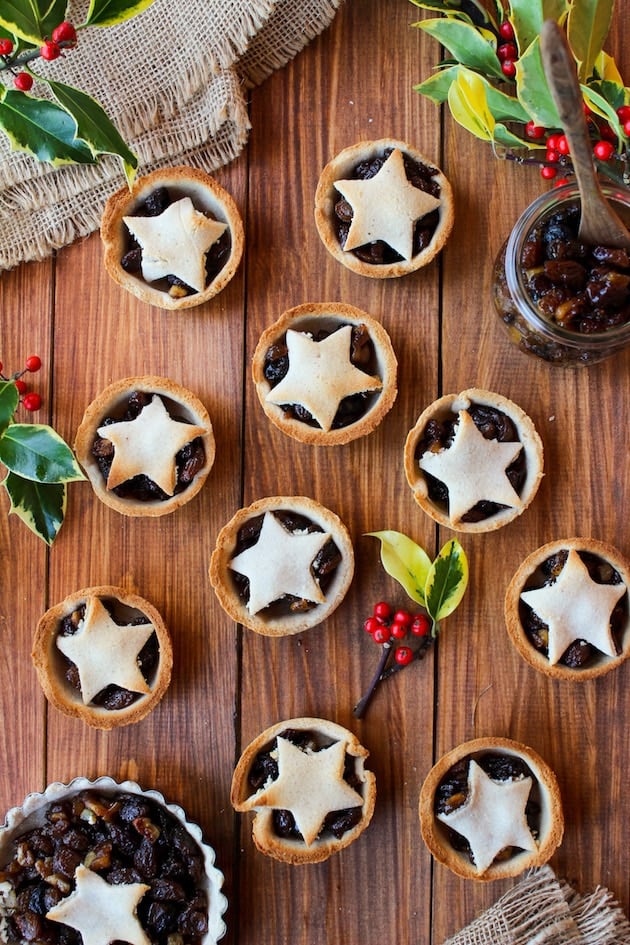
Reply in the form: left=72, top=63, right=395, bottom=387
left=567, top=0, right=614, bottom=82
left=0, top=423, right=85, bottom=483
left=416, top=18, right=504, bottom=79
left=2, top=470, right=66, bottom=544
left=581, top=82, right=624, bottom=147
left=0, top=380, right=19, bottom=434
left=46, top=79, right=137, bottom=181
left=424, top=539, right=469, bottom=630
left=366, top=530, right=432, bottom=606
left=0, top=89, right=95, bottom=166
left=593, top=50, right=624, bottom=85
left=416, top=63, right=531, bottom=124
left=414, top=64, right=461, bottom=104
left=83, top=0, right=155, bottom=27
left=447, top=69, right=496, bottom=142
left=509, top=0, right=569, bottom=54
left=0, top=0, right=67, bottom=44
left=410, top=0, right=495, bottom=27
left=515, top=38, right=562, bottom=129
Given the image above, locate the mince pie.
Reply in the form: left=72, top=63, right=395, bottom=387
left=209, top=495, right=354, bottom=636
left=32, top=585, right=172, bottom=729
left=505, top=537, right=630, bottom=680
left=0, top=777, right=227, bottom=945
left=314, top=138, right=454, bottom=278
left=419, top=736, right=563, bottom=881
left=404, top=388, right=544, bottom=532
left=252, top=301, right=398, bottom=445
left=231, top=717, right=376, bottom=864
left=101, top=165, right=244, bottom=310
left=75, top=376, right=215, bottom=517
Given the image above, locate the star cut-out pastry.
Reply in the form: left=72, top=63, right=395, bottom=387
left=229, top=511, right=331, bottom=614
left=98, top=395, right=207, bottom=496
left=254, top=736, right=363, bottom=845
left=265, top=326, right=382, bottom=431
left=418, top=409, right=523, bottom=524
left=334, top=148, right=441, bottom=260
left=520, top=549, right=625, bottom=665
left=124, top=196, right=226, bottom=293
left=56, top=596, right=155, bottom=704
left=437, top=760, right=536, bottom=874
left=46, top=864, right=150, bottom=945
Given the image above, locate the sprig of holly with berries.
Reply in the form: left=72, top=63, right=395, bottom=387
left=354, top=532, right=468, bottom=718
left=411, top=0, right=630, bottom=185
left=0, top=0, right=155, bottom=181
left=0, top=357, right=84, bottom=545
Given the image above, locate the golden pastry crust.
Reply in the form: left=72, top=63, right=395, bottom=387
left=252, top=301, right=398, bottom=445
left=31, top=585, right=173, bottom=730
left=209, top=495, right=354, bottom=636
left=231, top=717, right=376, bottom=864
left=419, top=736, right=563, bottom=881
left=404, top=387, right=544, bottom=533
left=75, top=375, right=215, bottom=517
left=101, top=165, right=244, bottom=310
left=314, top=138, right=454, bottom=278
left=505, top=537, right=630, bottom=680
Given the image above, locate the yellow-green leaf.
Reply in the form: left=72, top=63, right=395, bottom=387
left=581, top=83, right=624, bottom=148
left=567, top=0, right=614, bottom=82
left=447, top=70, right=496, bottom=142
left=509, top=0, right=569, bottom=54
left=515, top=38, right=562, bottom=129
left=3, top=470, right=66, bottom=545
left=594, top=50, right=624, bottom=85
left=416, top=18, right=504, bottom=79
left=424, top=539, right=469, bottom=625
left=366, top=530, right=432, bottom=606
left=83, top=0, right=155, bottom=27
left=0, top=0, right=67, bottom=45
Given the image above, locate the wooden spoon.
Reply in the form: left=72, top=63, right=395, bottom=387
left=540, top=19, right=630, bottom=249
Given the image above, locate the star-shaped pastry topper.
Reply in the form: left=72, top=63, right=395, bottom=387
left=418, top=409, right=523, bottom=525
left=266, top=326, right=382, bottom=431
left=56, top=596, right=155, bottom=704
left=98, top=395, right=207, bottom=496
left=520, top=549, right=625, bottom=665
left=46, top=864, right=150, bottom=945
left=253, top=736, right=363, bottom=845
left=334, top=148, right=441, bottom=260
left=124, top=196, right=226, bottom=293
left=437, top=759, right=536, bottom=874
left=229, top=511, right=331, bottom=614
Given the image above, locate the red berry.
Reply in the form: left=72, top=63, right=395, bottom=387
left=411, top=614, right=431, bottom=636
left=556, top=134, right=570, bottom=155
left=499, top=20, right=515, bottom=40
left=25, top=355, right=42, bottom=372
left=13, top=72, right=33, bottom=92
left=373, top=601, right=391, bottom=620
left=541, top=165, right=557, bottom=180
left=616, top=105, right=630, bottom=123
left=14, top=378, right=27, bottom=394
left=624, top=119, right=630, bottom=137
left=501, top=59, right=516, bottom=79
left=390, top=620, right=408, bottom=640
left=497, top=42, right=517, bottom=62
left=393, top=609, right=412, bottom=626
left=395, top=646, right=413, bottom=666
left=0, top=38, right=14, bottom=56
left=52, top=21, right=77, bottom=46
left=525, top=121, right=545, bottom=140
left=40, top=40, right=61, bottom=61
left=594, top=139, right=615, bottom=161
left=373, top=626, right=390, bottom=645
left=364, top=616, right=380, bottom=635
left=22, top=392, right=42, bottom=411
left=554, top=178, right=570, bottom=188
left=600, top=123, right=617, bottom=143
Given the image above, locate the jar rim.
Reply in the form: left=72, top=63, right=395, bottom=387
left=504, top=181, right=630, bottom=350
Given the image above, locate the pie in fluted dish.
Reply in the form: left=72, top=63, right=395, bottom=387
left=404, top=388, right=544, bottom=533
left=419, top=736, right=563, bottom=881
left=314, top=138, right=454, bottom=278
left=31, top=585, right=172, bottom=729
left=101, top=165, right=244, bottom=310
left=231, top=717, right=376, bottom=864
left=75, top=376, right=214, bottom=517
left=505, top=537, right=630, bottom=679
left=252, top=301, right=398, bottom=445
left=209, top=495, right=354, bottom=636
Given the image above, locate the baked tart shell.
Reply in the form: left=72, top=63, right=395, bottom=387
left=419, top=736, right=563, bottom=881
left=252, top=301, right=398, bottom=445
left=101, top=165, right=244, bottom=310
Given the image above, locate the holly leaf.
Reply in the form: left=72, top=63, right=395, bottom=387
left=0, top=423, right=85, bottom=483
left=2, top=470, right=66, bottom=545
left=424, top=539, right=468, bottom=633
left=567, top=0, right=614, bottom=82
left=366, top=530, right=432, bottom=606
left=0, top=89, right=95, bottom=166
left=515, top=38, right=562, bottom=129
left=509, top=0, right=569, bottom=54
left=46, top=79, right=137, bottom=182
left=415, top=18, right=504, bottom=79
left=83, top=0, right=155, bottom=27
left=416, top=63, right=531, bottom=124
left=582, top=82, right=624, bottom=143
left=0, top=0, right=67, bottom=44
left=593, top=50, right=624, bottom=85
left=0, top=380, right=19, bottom=435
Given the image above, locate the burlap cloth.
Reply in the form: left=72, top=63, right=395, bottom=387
left=0, top=0, right=343, bottom=271
left=444, top=866, right=630, bottom=945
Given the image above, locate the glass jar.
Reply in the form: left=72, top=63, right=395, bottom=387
left=492, top=181, right=630, bottom=366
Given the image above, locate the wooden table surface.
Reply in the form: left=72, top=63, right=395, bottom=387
left=1, top=1, right=629, bottom=942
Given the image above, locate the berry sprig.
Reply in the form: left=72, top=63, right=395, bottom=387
left=0, top=22, right=78, bottom=92
left=0, top=355, right=43, bottom=411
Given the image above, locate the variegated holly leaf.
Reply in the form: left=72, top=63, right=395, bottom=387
left=515, top=38, right=562, bottom=129
left=0, top=380, right=19, bottom=435
left=416, top=18, right=504, bottom=79
left=0, top=88, right=95, bottom=166
left=424, top=539, right=468, bottom=634
left=84, top=0, right=155, bottom=28
left=0, top=423, right=84, bottom=483
left=582, top=82, right=625, bottom=141
left=2, top=470, right=66, bottom=544
left=508, top=0, right=568, bottom=54
left=366, top=530, right=432, bottom=606
left=447, top=69, right=528, bottom=147
left=410, top=0, right=497, bottom=28
left=0, top=0, right=67, bottom=45
left=567, top=0, right=614, bottom=82
left=416, top=63, right=531, bottom=124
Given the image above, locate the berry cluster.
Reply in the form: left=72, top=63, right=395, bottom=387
left=0, top=21, right=77, bottom=92
left=496, top=18, right=518, bottom=80
left=0, top=355, right=43, bottom=411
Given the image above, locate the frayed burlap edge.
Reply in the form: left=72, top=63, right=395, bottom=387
left=561, top=878, right=630, bottom=945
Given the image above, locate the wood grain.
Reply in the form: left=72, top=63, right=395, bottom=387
left=1, top=1, right=629, bottom=942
